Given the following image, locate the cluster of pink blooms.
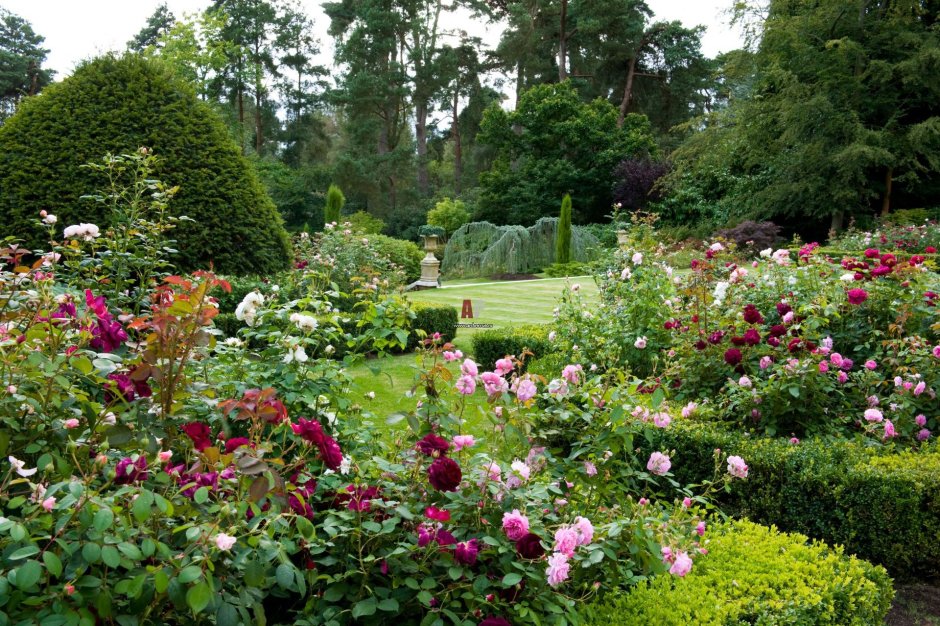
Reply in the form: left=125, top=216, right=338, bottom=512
left=452, top=356, right=547, bottom=403
left=500, top=509, right=594, bottom=588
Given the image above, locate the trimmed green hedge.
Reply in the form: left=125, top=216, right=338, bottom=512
left=644, top=420, right=940, bottom=578
left=0, top=54, right=291, bottom=275
left=588, top=520, right=892, bottom=625
left=471, top=325, right=550, bottom=372
left=408, top=304, right=458, bottom=350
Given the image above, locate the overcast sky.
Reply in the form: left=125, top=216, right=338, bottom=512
left=3, top=1, right=744, bottom=79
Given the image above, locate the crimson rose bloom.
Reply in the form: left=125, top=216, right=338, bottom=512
left=428, top=456, right=462, bottom=491
left=847, top=288, right=868, bottom=305
left=479, top=618, right=512, bottom=626
left=724, top=348, right=742, bottom=366
left=416, top=433, right=450, bottom=457
left=742, top=304, right=763, bottom=324
left=181, top=422, right=213, bottom=451
left=291, top=418, right=343, bottom=470
left=516, top=532, right=545, bottom=560
left=454, top=538, right=480, bottom=566
left=224, top=437, right=251, bottom=453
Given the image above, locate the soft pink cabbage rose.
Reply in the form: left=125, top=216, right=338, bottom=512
left=545, top=552, right=570, bottom=587
left=647, top=452, right=671, bottom=476
left=726, top=455, right=748, bottom=479
left=669, top=551, right=693, bottom=577
left=502, top=509, right=530, bottom=541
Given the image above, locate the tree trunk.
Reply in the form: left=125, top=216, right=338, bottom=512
left=515, top=61, right=524, bottom=109
left=415, top=99, right=429, bottom=195
left=881, top=167, right=893, bottom=216
left=829, top=210, right=844, bottom=234
left=558, top=0, right=568, bottom=82
left=452, top=87, right=462, bottom=194
left=617, top=56, right=638, bottom=128
left=237, top=87, right=245, bottom=154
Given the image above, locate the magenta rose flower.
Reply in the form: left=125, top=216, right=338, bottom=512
left=847, top=288, right=868, bottom=305
left=454, top=539, right=480, bottom=566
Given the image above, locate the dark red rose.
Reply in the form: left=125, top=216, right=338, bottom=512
left=181, top=422, right=213, bottom=451
left=742, top=304, right=763, bottom=324
left=224, top=437, right=251, bottom=454
left=516, top=533, right=545, bottom=559
left=766, top=336, right=781, bottom=347
left=769, top=324, right=787, bottom=337
left=417, top=433, right=450, bottom=457
left=694, top=340, right=707, bottom=351
left=724, top=348, right=742, bottom=366
left=455, top=538, right=480, bottom=566
left=479, top=618, right=512, bottom=626
left=291, top=418, right=343, bottom=470
left=775, top=302, right=792, bottom=316
left=708, top=330, right=725, bottom=344
left=730, top=335, right=746, bottom=346
left=743, top=329, right=761, bottom=346
left=428, top=456, right=462, bottom=492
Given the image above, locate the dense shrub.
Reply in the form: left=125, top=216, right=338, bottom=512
left=611, top=157, right=671, bottom=213
left=471, top=325, right=550, bottom=372
left=427, top=197, right=470, bottom=236
left=589, top=520, right=892, bottom=625
left=543, top=262, right=592, bottom=277
left=714, top=220, right=782, bottom=253
left=346, top=210, right=385, bottom=235
left=830, top=219, right=940, bottom=253
left=368, top=234, right=423, bottom=283
left=642, top=420, right=940, bottom=577
left=0, top=54, right=291, bottom=274
left=407, top=304, right=458, bottom=350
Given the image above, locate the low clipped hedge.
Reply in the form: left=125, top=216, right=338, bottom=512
left=471, top=325, right=550, bottom=372
left=588, top=520, right=892, bottom=625
left=643, top=420, right=940, bottom=578
left=408, top=304, right=458, bottom=350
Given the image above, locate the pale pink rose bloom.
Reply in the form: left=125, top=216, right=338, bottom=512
left=914, top=381, right=927, bottom=396
left=493, top=406, right=503, bottom=418
left=695, top=521, right=706, bottom=537
left=42, top=496, right=56, bottom=512
left=214, top=533, right=237, bottom=551
left=918, top=429, right=931, bottom=441
left=546, top=552, right=570, bottom=587
left=867, top=395, right=880, bottom=407
left=561, top=364, right=582, bottom=384
left=837, top=371, right=848, bottom=384
left=516, top=379, right=537, bottom=402
left=573, top=516, right=594, bottom=545
left=452, top=435, right=475, bottom=451
left=726, top=455, right=748, bottom=479
left=638, top=497, right=649, bottom=506
left=647, top=452, right=671, bottom=476
left=481, top=371, right=508, bottom=396
left=553, top=526, right=579, bottom=557
left=903, top=381, right=914, bottom=391
left=494, top=358, right=514, bottom=376
left=669, top=551, right=693, bottom=577
left=830, top=353, right=844, bottom=367
left=737, top=376, right=752, bottom=388
left=583, top=461, right=597, bottom=476
left=63, top=419, right=80, bottom=429
left=883, top=420, right=897, bottom=439
left=789, top=437, right=800, bottom=445
left=653, top=412, right=672, bottom=428
left=502, top=509, right=530, bottom=541
left=682, top=497, right=692, bottom=508
left=442, top=351, right=459, bottom=362
left=916, top=414, right=927, bottom=427
left=634, top=336, right=647, bottom=349
left=455, top=375, right=476, bottom=395
left=681, top=402, right=698, bottom=418
left=510, top=460, right=530, bottom=481
left=759, top=356, right=773, bottom=370
left=864, top=408, right=884, bottom=423
left=460, top=358, right=479, bottom=377
left=158, top=451, right=173, bottom=463
left=782, top=311, right=795, bottom=324
left=865, top=360, right=877, bottom=370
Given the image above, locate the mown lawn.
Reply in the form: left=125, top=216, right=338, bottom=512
left=406, top=276, right=600, bottom=351
left=347, top=276, right=601, bottom=437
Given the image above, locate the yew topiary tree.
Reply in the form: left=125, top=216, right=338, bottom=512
left=323, top=183, right=345, bottom=225
left=0, top=53, right=291, bottom=274
left=555, top=193, right=572, bottom=264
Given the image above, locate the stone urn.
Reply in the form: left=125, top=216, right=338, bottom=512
left=616, top=229, right=629, bottom=246
left=422, top=233, right=440, bottom=253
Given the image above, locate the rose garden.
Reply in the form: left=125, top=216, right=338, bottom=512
left=1, top=1, right=940, bottom=624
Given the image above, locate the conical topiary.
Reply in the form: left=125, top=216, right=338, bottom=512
left=324, top=184, right=345, bottom=226
left=555, top=193, right=572, bottom=265
left=0, top=53, right=291, bottom=275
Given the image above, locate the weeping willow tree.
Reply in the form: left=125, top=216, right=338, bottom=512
left=441, top=217, right=600, bottom=278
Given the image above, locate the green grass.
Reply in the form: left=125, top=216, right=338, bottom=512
left=406, top=276, right=599, bottom=351
left=349, top=276, right=600, bottom=437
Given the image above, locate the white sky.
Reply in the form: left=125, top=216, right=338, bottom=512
left=2, top=0, right=744, bottom=79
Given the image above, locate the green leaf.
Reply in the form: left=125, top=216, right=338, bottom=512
left=323, top=585, right=345, bottom=602
left=651, top=386, right=665, bottom=409
left=82, top=543, right=101, bottom=563
left=186, top=581, right=212, bottom=614
left=502, top=573, right=523, bottom=587
left=447, top=566, right=463, bottom=581
left=8, top=545, right=40, bottom=560
left=193, top=486, right=210, bottom=505
left=275, top=563, right=294, bottom=590
left=42, top=551, right=62, bottom=577
left=177, top=566, right=202, bottom=584
left=788, top=386, right=800, bottom=398
left=101, top=545, right=121, bottom=568
left=295, top=516, right=315, bottom=539
left=132, top=491, right=154, bottom=523
left=378, top=598, right=399, bottom=612
left=361, top=521, right=382, bottom=533
left=14, top=560, right=42, bottom=589
left=217, top=602, right=240, bottom=626
left=118, top=542, right=142, bottom=560
left=154, top=569, right=170, bottom=594
left=93, top=507, right=114, bottom=532
left=352, top=598, right=377, bottom=618
left=72, top=356, right=94, bottom=375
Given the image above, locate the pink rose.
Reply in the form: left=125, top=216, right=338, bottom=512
left=545, top=552, right=570, bottom=587
left=669, top=551, right=693, bottom=577
left=502, top=509, right=530, bottom=541
left=553, top=526, right=579, bottom=557
left=515, top=378, right=537, bottom=402
left=647, top=452, right=671, bottom=476
left=452, top=435, right=475, bottom=451
left=726, top=455, right=748, bottom=479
